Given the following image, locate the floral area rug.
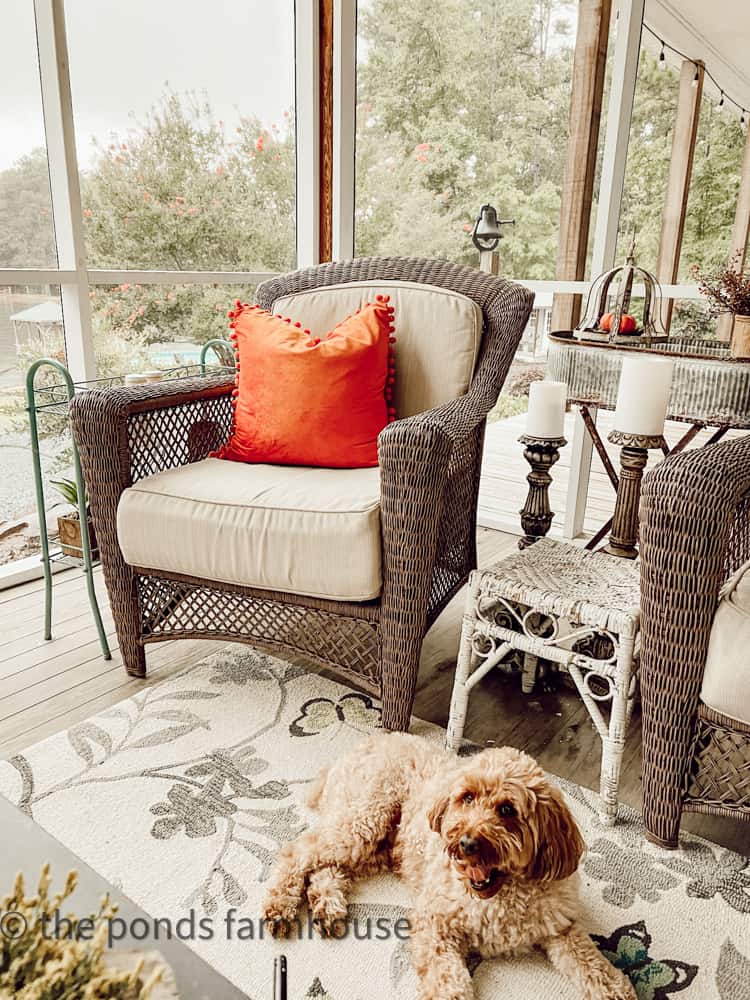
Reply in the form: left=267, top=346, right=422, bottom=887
left=1, top=646, right=749, bottom=1000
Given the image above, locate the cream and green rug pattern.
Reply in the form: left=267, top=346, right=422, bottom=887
left=1, top=647, right=749, bottom=999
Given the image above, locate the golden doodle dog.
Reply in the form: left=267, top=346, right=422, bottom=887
left=262, top=733, right=636, bottom=1000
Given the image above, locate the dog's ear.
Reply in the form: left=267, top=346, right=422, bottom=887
left=530, top=785, right=585, bottom=882
left=427, top=792, right=450, bottom=834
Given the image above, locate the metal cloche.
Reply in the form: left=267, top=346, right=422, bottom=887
left=575, top=243, right=668, bottom=344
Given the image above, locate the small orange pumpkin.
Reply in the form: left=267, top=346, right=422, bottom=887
left=600, top=312, right=637, bottom=334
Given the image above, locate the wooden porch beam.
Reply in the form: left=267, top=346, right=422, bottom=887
left=332, top=0, right=357, bottom=260
left=551, top=0, right=612, bottom=333
left=319, top=0, right=334, bottom=262
left=717, top=125, right=750, bottom=341
left=656, top=59, right=704, bottom=330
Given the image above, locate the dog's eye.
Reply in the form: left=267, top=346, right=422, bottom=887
left=461, top=792, right=475, bottom=804
left=497, top=802, right=516, bottom=818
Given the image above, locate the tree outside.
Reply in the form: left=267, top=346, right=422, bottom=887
left=355, top=0, right=574, bottom=278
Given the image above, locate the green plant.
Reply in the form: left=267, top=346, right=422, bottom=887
left=0, top=866, right=162, bottom=999
left=51, top=477, right=87, bottom=516
left=487, top=392, right=528, bottom=423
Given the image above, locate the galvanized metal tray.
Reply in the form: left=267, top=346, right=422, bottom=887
left=547, top=332, right=750, bottom=428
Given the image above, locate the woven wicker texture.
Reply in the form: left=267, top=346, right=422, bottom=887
left=136, top=573, right=381, bottom=689
left=685, top=705, right=750, bottom=816
left=639, top=433, right=750, bottom=848
left=128, top=392, right=233, bottom=483
left=450, top=539, right=641, bottom=822
left=480, top=538, right=640, bottom=633
left=70, top=257, right=533, bottom=731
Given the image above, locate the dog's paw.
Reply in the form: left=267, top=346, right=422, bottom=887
left=307, top=882, right=348, bottom=937
left=608, top=980, right=638, bottom=1000
left=261, top=896, right=300, bottom=938
left=417, top=987, right=472, bottom=1000
left=309, top=897, right=348, bottom=937
left=264, top=916, right=292, bottom=938
left=596, top=969, right=637, bottom=1000
left=306, top=867, right=349, bottom=937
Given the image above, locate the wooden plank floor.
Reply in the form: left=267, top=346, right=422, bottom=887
left=1, top=528, right=747, bottom=853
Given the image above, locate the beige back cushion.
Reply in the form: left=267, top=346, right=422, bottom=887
left=700, top=559, right=750, bottom=725
left=273, top=280, right=483, bottom=418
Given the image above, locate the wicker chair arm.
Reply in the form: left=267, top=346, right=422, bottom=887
left=640, top=433, right=750, bottom=845
left=377, top=383, right=491, bottom=459
left=70, top=373, right=234, bottom=487
left=641, top=434, right=750, bottom=618
left=70, top=373, right=234, bottom=421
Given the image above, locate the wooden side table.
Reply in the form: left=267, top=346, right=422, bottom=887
left=446, top=538, right=641, bottom=824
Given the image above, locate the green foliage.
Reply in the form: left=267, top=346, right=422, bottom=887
left=616, top=51, right=677, bottom=271
left=670, top=298, right=714, bottom=339
left=75, top=91, right=290, bottom=358
left=618, top=50, right=746, bottom=277
left=81, top=91, right=295, bottom=273
left=87, top=281, right=250, bottom=349
left=355, top=0, right=574, bottom=276
left=0, top=149, right=56, bottom=267
left=50, top=477, right=84, bottom=512
left=488, top=392, right=528, bottom=422
left=680, top=99, right=746, bottom=278
left=0, top=866, right=162, bottom=998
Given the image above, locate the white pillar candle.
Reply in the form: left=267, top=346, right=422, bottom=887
left=525, top=380, right=567, bottom=439
left=613, top=356, right=675, bottom=436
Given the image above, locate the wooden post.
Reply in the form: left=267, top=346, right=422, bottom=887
left=717, top=125, right=750, bottom=341
left=319, top=0, right=334, bottom=262
left=332, top=0, right=356, bottom=260
left=479, top=249, right=500, bottom=275
left=295, top=0, right=321, bottom=267
left=656, top=59, right=704, bottom=331
left=551, top=0, right=612, bottom=332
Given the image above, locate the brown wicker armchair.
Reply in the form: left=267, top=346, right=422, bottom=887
left=70, top=257, right=533, bottom=731
left=640, top=434, right=750, bottom=849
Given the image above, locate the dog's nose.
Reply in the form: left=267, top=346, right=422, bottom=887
left=459, top=835, right=480, bottom=857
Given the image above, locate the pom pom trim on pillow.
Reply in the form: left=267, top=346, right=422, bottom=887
left=212, top=293, right=396, bottom=468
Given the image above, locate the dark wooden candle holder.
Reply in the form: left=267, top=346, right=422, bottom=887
left=518, top=434, right=567, bottom=549
left=604, top=430, right=666, bottom=559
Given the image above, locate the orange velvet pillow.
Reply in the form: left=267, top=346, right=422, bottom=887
left=213, top=295, right=396, bottom=468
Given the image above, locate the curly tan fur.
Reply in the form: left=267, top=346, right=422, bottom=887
left=262, top=734, right=636, bottom=1000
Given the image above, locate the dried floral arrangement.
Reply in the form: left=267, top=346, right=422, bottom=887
left=691, top=250, right=750, bottom=317
left=0, top=866, right=162, bottom=999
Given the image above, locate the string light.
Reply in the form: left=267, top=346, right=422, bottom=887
left=644, top=22, right=748, bottom=126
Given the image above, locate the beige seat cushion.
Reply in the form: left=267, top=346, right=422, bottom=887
left=700, top=559, right=750, bottom=725
left=117, top=458, right=382, bottom=602
left=273, top=280, right=482, bottom=418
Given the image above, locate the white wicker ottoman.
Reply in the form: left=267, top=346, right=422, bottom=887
left=446, top=538, right=641, bottom=824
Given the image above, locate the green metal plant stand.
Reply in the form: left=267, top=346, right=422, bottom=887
left=25, top=340, right=233, bottom=659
